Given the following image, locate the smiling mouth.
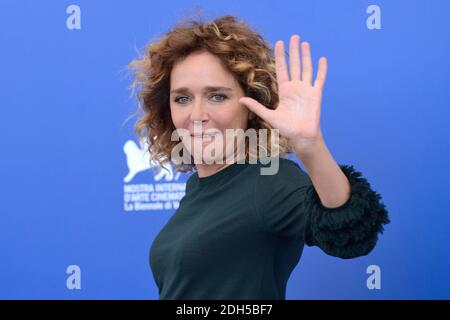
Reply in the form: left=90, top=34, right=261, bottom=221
left=190, top=134, right=216, bottom=138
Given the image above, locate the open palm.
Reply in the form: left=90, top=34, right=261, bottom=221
left=239, top=34, right=327, bottom=154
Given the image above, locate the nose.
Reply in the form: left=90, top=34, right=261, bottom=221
left=189, top=98, right=209, bottom=123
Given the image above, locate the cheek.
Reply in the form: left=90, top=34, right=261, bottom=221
left=213, top=104, right=248, bottom=128
left=170, top=107, right=189, bottom=128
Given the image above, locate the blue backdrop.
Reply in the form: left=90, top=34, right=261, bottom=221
left=1, top=0, right=449, bottom=299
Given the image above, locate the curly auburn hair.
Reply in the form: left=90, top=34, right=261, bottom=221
left=127, top=14, right=293, bottom=173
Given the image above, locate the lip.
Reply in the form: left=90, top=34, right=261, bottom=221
left=190, top=133, right=216, bottom=137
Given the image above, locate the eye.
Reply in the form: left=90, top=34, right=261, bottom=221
left=174, top=96, right=190, bottom=104
left=210, top=94, right=227, bottom=102
left=173, top=94, right=228, bottom=104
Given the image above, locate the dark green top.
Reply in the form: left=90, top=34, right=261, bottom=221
left=149, top=156, right=390, bottom=300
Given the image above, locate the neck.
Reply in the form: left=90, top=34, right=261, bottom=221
left=195, top=162, right=234, bottom=178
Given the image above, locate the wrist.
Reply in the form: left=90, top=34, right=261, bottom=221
left=289, top=132, right=326, bottom=159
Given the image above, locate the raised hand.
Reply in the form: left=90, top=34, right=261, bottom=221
left=239, top=34, right=328, bottom=156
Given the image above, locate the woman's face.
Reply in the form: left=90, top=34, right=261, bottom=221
left=169, top=50, right=251, bottom=164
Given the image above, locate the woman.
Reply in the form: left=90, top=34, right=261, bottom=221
left=128, top=15, right=390, bottom=300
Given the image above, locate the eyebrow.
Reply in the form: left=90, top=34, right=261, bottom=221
left=170, top=86, right=233, bottom=95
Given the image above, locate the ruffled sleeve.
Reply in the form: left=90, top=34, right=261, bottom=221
left=253, top=157, right=390, bottom=259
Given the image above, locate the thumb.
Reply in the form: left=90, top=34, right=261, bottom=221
left=239, top=97, right=273, bottom=123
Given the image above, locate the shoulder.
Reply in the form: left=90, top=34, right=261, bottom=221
left=184, top=170, right=198, bottom=193
left=255, top=155, right=311, bottom=188
left=251, top=155, right=313, bottom=238
left=252, top=155, right=312, bottom=206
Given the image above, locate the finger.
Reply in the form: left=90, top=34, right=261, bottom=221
left=301, top=41, right=313, bottom=85
left=239, top=97, right=274, bottom=124
left=274, top=40, right=290, bottom=85
left=314, top=57, right=327, bottom=90
left=289, top=34, right=301, bottom=81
